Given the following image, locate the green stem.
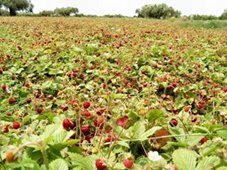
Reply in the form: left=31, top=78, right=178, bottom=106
left=41, top=141, right=49, bottom=170
left=118, top=133, right=208, bottom=143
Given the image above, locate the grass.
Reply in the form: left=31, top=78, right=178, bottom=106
left=180, top=20, right=227, bottom=29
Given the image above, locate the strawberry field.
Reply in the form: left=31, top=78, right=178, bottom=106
left=0, top=17, right=227, bottom=170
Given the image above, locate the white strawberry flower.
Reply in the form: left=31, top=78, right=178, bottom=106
left=148, top=151, right=162, bottom=162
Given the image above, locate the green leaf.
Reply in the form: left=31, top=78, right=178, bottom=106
left=68, top=153, right=96, bottom=170
left=128, top=111, right=140, bottom=120
left=128, top=121, right=146, bottom=139
left=51, top=139, right=79, bottom=151
left=186, top=134, right=204, bottom=146
left=49, top=159, right=69, bottom=170
left=175, top=97, right=187, bottom=109
left=41, top=124, right=60, bottom=139
left=16, top=68, right=24, bottom=74
left=147, top=109, right=164, bottom=122
left=116, top=141, right=130, bottom=148
left=140, top=126, right=162, bottom=140
left=41, top=80, right=53, bottom=89
left=114, top=163, right=126, bottom=170
left=195, top=126, right=210, bottom=133
left=111, top=93, right=127, bottom=99
left=136, top=157, right=149, bottom=166
left=172, top=149, right=197, bottom=170
left=21, top=156, right=42, bottom=170
left=216, top=129, right=227, bottom=140
left=49, top=68, right=64, bottom=75
left=52, top=130, right=74, bottom=144
left=196, top=156, right=220, bottom=170
left=18, top=89, right=30, bottom=98
left=37, top=112, right=55, bottom=121
left=169, top=127, right=186, bottom=142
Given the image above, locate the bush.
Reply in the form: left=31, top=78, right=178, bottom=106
left=220, top=9, right=227, bottom=20
left=17, top=12, right=36, bottom=16
left=54, top=7, right=79, bottom=16
left=0, top=9, right=9, bottom=16
left=136, top=3, right=181, bottom=19
left=103, top=14, right=127, bottom=18
left=38, top=10, right=54, bottom=16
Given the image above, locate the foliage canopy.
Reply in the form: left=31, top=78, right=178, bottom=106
left=54, top=7, right=79, bottom=16
left=0, top=0, right=33, bottom=16
left=136, top=3, right=181, bottom=19
left=220, top=9, right=227, bottom=20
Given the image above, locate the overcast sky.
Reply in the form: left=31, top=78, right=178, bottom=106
left=31, top=0, right=227, bottom=16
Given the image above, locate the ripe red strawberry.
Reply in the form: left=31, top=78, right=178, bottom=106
left=172, top=82, right=178, bottom=88
left=17, top=46, right=22, bottom=51
left=3, top=125, right=9, bottom=133
left=223, top=87, right=227, bottom=92
left=63, top=118, right=75, bottom=130
left=96, top=108, right=105, bottom=115
left=173, top=166, right=179, bottom=170
left=26, top=98, right=32, bottom=103
left=116, top=116, right=128, bottom=128
left=1, top=84, right=7, bottom=91
left=24, top=81, right=30, bottom=88
left=48, top=95, right=54, bottom=100
left=79, top=73, right=84, bottom=79
left=184, top=94, right=190, bottom=99
left=83, top=110, right=93, bottom=119
left=94, top=116, right=104, bottom=127
left=198, top=103, right=205, bottom=109
left=95, top=159, right=106, bottom=170
left=169, top=118, right=178, bottom=127
left=9, top=98, right=15, bottom=104
left=36, top=107, right=43, bottom=114
left=12, top=122, right=20, bottom=129
left=123, top=159, right=134, bottom=169
left=200, top=137, right=208, bottom=144
left=184, top=105, right=191, bottom=112
left=105, top=133, right=119, bottom=143
left=70, top=100, right=77, bottom=107
left=83, top=101, right=90, bottom=109
left=61, top=104, right=68, bottom=111
left=199, top=100, right=206, bottom=105
left=105, top=136, right=112, bottom=143
left=141, top=70, right=146, bottom=74
left=41, top=95, right=46, bottom=101
left=81, top=125, right=90, bottom=133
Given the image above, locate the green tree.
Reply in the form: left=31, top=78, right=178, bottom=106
left=220, top=9, right=227, bottom=20
left=38, top=10, right=54, bottom=16
left=0, top=0, right=33, bottom=16
left=136, top=3, right=181, bottom=19
left=54, top=7, right=79, bottom=16
left=0, top=9, right=9, bottom=16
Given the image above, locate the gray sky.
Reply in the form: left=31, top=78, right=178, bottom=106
left=31, top=0, right=227, bottom=16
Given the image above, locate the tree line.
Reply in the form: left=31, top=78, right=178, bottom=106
left=0, top=0, right=79, bottom=16
left=0, top=0, right=227, bottom=20
left=136, top=4, right=227, bottom=20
